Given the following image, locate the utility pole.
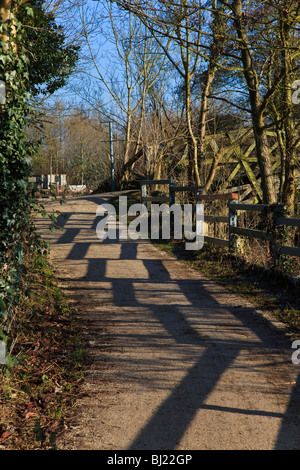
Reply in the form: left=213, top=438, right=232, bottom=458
left=109, top=121, right=115, bottom=192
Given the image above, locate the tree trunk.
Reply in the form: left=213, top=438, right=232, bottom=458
left=0, top=0, right=15, bottom=47
left=199, top=63, right=218, bottom=192
left=232, top=0, right=276, bottom=204
left=200, top=0, right=225, bottom=190
left=185, top=68, right=200, bottom=186
left=253, top=116, right=276, bottom=204
left=282, top=110, right=296, bottom=214
left=281, top=15, right=296, bottom=215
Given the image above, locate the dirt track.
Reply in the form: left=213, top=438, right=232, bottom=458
left=35, top=193, right=300, bottom=450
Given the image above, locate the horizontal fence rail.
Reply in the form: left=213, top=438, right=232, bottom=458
left=140, top=179, right=176, bottom=206
left=139, top=180, right=300, bottom=264
left=204, top=236, right=229, bottom=247
left=276, top=217, right=300, bottom=228
left=197, top=193, right=239, bottom=201
left=204, top=215, right=228, bottom=223
left=231, top=226, right=273, bottom=241
left=174, top=185, right=203, bottom=192
left=280, top=246, right=300, bottom=258
left=231, top=203, right=269, bottom=212
left=228, top=201, right=300, bottom=262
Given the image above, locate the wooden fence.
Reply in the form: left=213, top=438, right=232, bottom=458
left=228, top=201, right=300, bottom=264
left=140, top=180, right=300, bottom=265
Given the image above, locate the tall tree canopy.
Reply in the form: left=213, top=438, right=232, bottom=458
left=19, top=0, right=79, bottom=96
left=111, top=0, right=300, bottom=211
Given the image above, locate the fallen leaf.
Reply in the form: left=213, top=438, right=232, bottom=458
left=25, top=412, right=40, bottom=420
left=0, top=431, right=11, bottom=442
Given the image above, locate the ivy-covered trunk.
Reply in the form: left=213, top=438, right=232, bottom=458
left=0, top=0, right=32, bottom=320
left=280, top=14, right=297, bottom=216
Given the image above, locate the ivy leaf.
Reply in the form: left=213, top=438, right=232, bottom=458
left=25, top=6, right=34, bottom=17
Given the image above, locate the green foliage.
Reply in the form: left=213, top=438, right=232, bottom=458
left=0, top=0, right=79, bottom=365
left=0, top=15, right=32, bottom=324
left=18, top=0, right=79, bottom=96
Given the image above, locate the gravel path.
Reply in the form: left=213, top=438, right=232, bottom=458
left=35, top=193, right=300, bottom=450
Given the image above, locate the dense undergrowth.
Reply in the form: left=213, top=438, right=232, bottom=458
left=0, top=3, right=84, bottom=449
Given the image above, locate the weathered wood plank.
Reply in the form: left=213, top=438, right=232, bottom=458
left=276, top=217, right=300, bottom=228
left=140, top=179, right=175, bottom=185
left=204, top=215, right=228, bottom=223
left=233, top=203, right=269, bottom=211
left=204, top=236, right=229, bottom=247
left=174, top=186, right=203, bottom=192
left=197, top=193, right=238, bottom=201
left=231, top=226, right=272, bottom=241
left=279, top=245, right=300, bottom=258
left=141, top=196, right=170, bottom=203
left=241, top=159, right=263, bottom=199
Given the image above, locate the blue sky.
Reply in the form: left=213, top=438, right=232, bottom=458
left=45, top=0, right=182, bottom=118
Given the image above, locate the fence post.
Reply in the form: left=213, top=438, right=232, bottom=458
left=228, top=199, right=238, bottom=252
left=169, top=179, right=176, bottom=234
left=271, top=203, right=286, bottom=269
left=141, top=182, right=147, bottom=209
left=169, top=179, right=176, bottom=205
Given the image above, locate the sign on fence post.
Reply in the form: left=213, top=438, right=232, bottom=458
left=141, top=182, right=147, bottom=209
left=0, top=341, right=6, bottom=365
left=229, top=199, right=238, bottom=252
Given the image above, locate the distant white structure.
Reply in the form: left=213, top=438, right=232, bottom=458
left=69, top=185, right=87, bottom=192
left=45, top=174, right=67, bottom=188
left=29, top=174, right=67, bottom=189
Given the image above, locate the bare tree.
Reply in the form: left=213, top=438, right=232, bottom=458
left=76, top=0, right=171, bottom=184
left=115, top=0, right=204, bottom=185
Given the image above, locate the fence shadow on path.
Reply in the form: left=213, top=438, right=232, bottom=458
left=36, top=195, right=300, bottom=450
